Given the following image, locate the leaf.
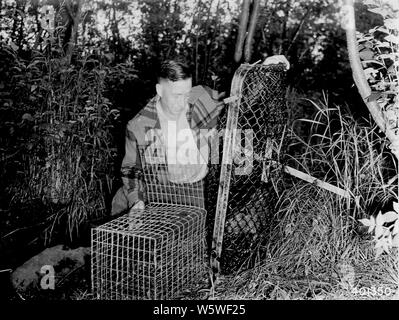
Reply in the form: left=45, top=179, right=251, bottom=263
left=373, top=26, right=390, bottom=34
left=378, top=54, right=396, bottom=61
left=376, top=42, right=391, bottom=48
left=374, top=237, right=383, bottom=248
left=361, top=60, right=385, bottom=67
left=393, top=201, right=399, bottom=213
left=359, top=49, right=374, bottom=60
left=385, top=35, right=399, bottom=44
left=359, top=218, right=373, bottom=227
left=367, top=7, right=384, bottom=16
left=364, top=67, right=378, bottom=80
left=393, top=220, right=399, bottom=235
left=384, top=18, right=399, bottom=30
left=364, top=41, right=373, bottom=48
left=363, top=0, right=378, bottom=7
left=358, top=36, right=374, bottom=43
left=393, top=234, right=399, bottom=247
left=27, top=59, right=44, bottom=69
left=375, top=246, right=384, bottom=258
left=9, top=41, right=18, bottom=51
left=22, top=113, right=34, bottom=122
left=376, top=212, right=384, bottom=226
left=368, top=7, right=390, bottom=18
left=358, top=43, right=366, bottom=51
left=375, top=224, right=383, bottom=238
left=383, top=211, right=399, bottom=223
left=366, top=91, right=383, bottom=102
left=368, top=224, right=375, bottom=233
left=382, top=239, right=390, bottom=253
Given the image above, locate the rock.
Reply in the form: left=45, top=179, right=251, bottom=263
left=10, top=245, right=90, bottom=294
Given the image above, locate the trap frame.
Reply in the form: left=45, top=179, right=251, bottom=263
left=91, top=146, right=207, bottom=300
left=207, top=63, right=288, bottom=275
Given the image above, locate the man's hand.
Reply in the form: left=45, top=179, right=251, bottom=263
left=129, top=200, right=145, bottom=214
left=262, top=55, right=290, bottom=71
left=128, top=201, right=145, bottom=231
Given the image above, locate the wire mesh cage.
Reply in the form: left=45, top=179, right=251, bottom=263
left=92, top=144, right=207, bottom=300
left=207, top=63, right=287, bottom=274
left=91, top=207, right=206, bottom=300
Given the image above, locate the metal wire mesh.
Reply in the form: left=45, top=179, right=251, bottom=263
left=91, top=207, right=206, bottom=300
left=92, top=144, right=207, bottom=300
left=207, top=64, right=287, bottom=273
left=139, top=145, right=205, bottom=209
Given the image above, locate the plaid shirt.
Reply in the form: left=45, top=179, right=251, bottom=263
left=121, top=85, right=222, bottom=208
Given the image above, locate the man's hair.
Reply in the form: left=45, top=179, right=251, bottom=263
left=157, top=59, right=192, bottom=82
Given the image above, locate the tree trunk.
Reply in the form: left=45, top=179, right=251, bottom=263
left=278, top=0, right=292, bottom=55
left=11, top=2, right=19, bottom=45
left=17, top=2, right=25, bottom=52
left=202, top=0, right=217, bottom=82
left=33, top=2, right=42, bottom=51
left=234, top=0, right=251, bottom=63
left=244, top=0, right=260, bottom=62
left=65, top=0, right=82, bottom=65
left=111, top=2, right=121, bottom=62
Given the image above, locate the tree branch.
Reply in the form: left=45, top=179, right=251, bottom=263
left=286, top=7, right=310, bottom=56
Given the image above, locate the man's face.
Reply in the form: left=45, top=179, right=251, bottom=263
left=156, top=78, right=192, bottom=117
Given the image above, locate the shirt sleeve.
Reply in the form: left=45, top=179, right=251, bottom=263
left=188, top=85, right=224, bottom=130
left=120, top=124, right=146, bottom=208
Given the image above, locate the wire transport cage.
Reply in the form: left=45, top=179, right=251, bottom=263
left=91, top=145, right=207, bottom=300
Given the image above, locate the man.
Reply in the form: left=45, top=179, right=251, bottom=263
left=111, top=56, right=289, bottom=215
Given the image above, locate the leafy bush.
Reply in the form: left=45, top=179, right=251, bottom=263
left=357, top=0, right=399, bottom=130
left=0, top=43, right=120, bottom=242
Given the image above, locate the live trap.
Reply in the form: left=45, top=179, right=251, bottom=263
left=207, top=63, right=287, bottom=274
left=91, top=63, right=287, bottom=299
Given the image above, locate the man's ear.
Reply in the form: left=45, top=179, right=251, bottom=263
left=156, top=83, right=162, bottom=97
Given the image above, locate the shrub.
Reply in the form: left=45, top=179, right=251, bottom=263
left=0, top=43, right=120, bottom=243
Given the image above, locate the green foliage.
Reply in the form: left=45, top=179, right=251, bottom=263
left=359, top=202, right=399, bottom=257
left=357, top=0, right=399, bottom=129
left=0, top=0, right=383, bottom=103
left=0, top=42, right=120, bottom=242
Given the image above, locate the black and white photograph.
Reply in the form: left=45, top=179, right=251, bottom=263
left=0, top=0, right=398, bottom=308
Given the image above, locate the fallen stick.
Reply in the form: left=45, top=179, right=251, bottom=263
left=269, top=160, right=351, bottom=199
